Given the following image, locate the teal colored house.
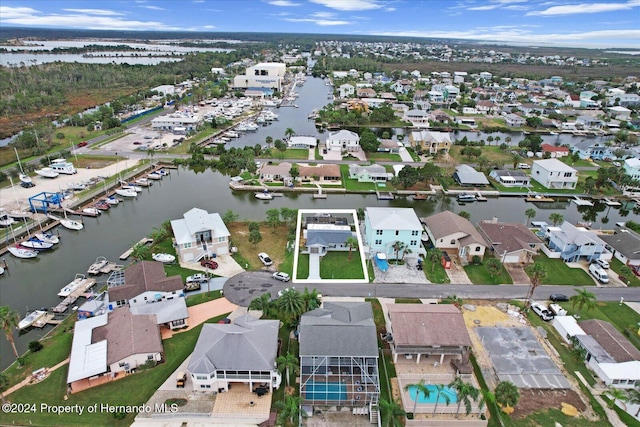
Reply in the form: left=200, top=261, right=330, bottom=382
left=363, top=207, right=424, bottom=261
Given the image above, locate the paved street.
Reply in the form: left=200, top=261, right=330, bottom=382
left=223, top=271, right=640, bottom=307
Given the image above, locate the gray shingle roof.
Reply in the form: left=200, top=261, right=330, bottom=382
left=188, top=315, right=279, bottom=375
left=422, top=210, right=487, bottom=247
left=579, top=319, right=640, bottom=363
left=299, top=302, right=377, bottom=357
left=109, top=261, right=183, bottom=302
left=478, top=221, right=540, bottom=255
left=453, top=165, right=489, bottom=185
left=600, top=228, right=640, bottom=261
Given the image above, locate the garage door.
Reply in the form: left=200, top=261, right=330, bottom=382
left=503, top=255, right=520, bottom=263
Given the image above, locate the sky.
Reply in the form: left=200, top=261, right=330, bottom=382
left=1, top=0, right=639, bottom=49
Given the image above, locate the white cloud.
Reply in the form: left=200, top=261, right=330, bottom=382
left=467, top=0, right=528, bottom=11
left=310, top=0, right=383, bottom=11
left=268, top=0, right=301, bottom=5
left=283, top=17, right=351, bottom=25
left=140, top=5, right=165, bottom=11
left=528, top=0, right=640, bottom=16
left=386, top=7, right=396, bottom=12
left=312, top=11, right=336, bottom=18
left=62, top=8, right=125, bottom=16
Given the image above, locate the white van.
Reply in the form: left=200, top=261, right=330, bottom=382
left=589, top=263, right=609, bottom=284
left=517, top=163, right=531, bottom=169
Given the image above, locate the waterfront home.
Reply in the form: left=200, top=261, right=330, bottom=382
left=364, top=207, right=424, bottom=261
left=67, top=309, right=163, bottom=392
left=478, top=219, right=541, bottom=264
left=545, top=221, right=612, bottom=263
left=288, top=136, right=317, bottom=149
left=623, top=158, right=640, bottom=180
left=422, top=210, right=487, bottom=263
left=453, top=164, right=489, bottom=186
left=299, top=302, right=380, bottom=410
left=530, top=158, right=577, bottom=190
left=261, top=162, right=292, bottom=182
left=489, top=169, right=530, bottom=187
left=571, top=140, right=616, bottom=161
left=476, top=100, right=496, bottom=114
left=430, top=109, right=452, bottom=123
left=151, top=112, right=201, bottom=132
left=600, top=227, right=640, bottom=275
left=541, top=143, right=570, bottom=158
left=576, top=115, right=604, bottom=130
left=503, top=113, right=525, bottom=127
left=170, top=207, right=230, bottom=263
left=357, top=87, right=376, bottom=98
left=298, top=164, right=341, bottom=182
left=409, top=130, right=452, bottom=154
left=403, top=109, right=429, bottom=127
left=326, top=129, right=361, bottom=153
left=304, top=221, right=354, bottom=256
left=339, top=83, right=355, bottom=98
left=348, top=164, right=389, bottom=182
left=608, top=106, right=632, bottom=120
left=233, top=62, right=286, bottom=91
left=187, top=315, right=281, bottom=393
left=575, top=319, right=640, bottom=389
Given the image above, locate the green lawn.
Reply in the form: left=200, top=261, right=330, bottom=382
left=527, top=255, right=594, bottom=285
left=610, top=258, right=640, bottom=287
left=423, top=260, right=450, bottom=284
left=319, top=252, right=365, bottom=279
left=464, top=262, right=513, bottom=285
left=2, top=313, right=230, bottom=426
left=366, top=152, right=402, bottom=162
left=281, top=149, right=311, bottom=159
left=339, top=164, right=377, bottom=191
left=296, top=254, right=310, bottom=279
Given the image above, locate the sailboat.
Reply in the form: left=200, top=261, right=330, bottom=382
left=14, top=147, right=34, bottom=187
left=7, top=176, right=31, bottom=219
left=0, top=209, right=16, bottom=227
left=18, top=217, right=54, bottom=250
left=47, top=213, right=83, bottom=231
left=6, top=227, right=38, bottom=259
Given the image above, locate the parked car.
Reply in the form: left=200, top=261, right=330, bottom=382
left=186, top=273, right=208, bottom=284
left=530, top=302, right=554, bottom=321
left=133, top=141, right=142, bottom=145
left=517, top=163, right=531, bottom=169
left=184, top=282, right=201, bottom=292
left=272, top=272, right=290, bottom=282
left=612, top=161, right=621, bottom=167
left=549, top=294, right=569, bottom=302
left=200, top=259, right=219, bottom=270
left=258, top=252, right=273, bottom=266
left=593, top=258, right=609, bottom=269
left=176, top=372, right=187, bottom=388
left=77, top=141, right=88, bottom=147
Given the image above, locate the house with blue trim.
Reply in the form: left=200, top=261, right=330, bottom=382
left=571, top=140, right=616, bottom=161
left=364, top=207, right=424, bottom=261
left=546, top=222, right=612, bottom=263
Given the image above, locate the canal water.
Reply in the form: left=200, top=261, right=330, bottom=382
left=0, top=166, right=636, bottom=369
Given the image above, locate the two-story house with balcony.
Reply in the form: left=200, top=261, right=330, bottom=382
left=409, top=130, right=452, bottom=155
left=546, top=221, right=612, bottom=263
left=364, top=207, right=424, bottom=261
left=170, top=207, right=230, bottom=263
left=326, top=129, right=360, bottom=153
left=531, top=159, right=577, bottom=190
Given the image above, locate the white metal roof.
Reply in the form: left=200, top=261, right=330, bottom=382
left=67, top=314, right=108, bottom=383
left=598, top=361, right=640, bottom=380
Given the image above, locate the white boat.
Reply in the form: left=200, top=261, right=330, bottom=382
left=50, top=158, right=77, bottom=175
left=224, top=131, right=239, bottom=138
left=115, top=188, right=138, bottom=198
left=255, top=191, right=274, bottom=200
left=0, top=209, right=16, bottom=227
left=82, top=207, right=101, bottom=216
left=105, top=196, right=121, bottom=205
left=21, top=237, right=54, bottom=250
left=157, top=168, right=169, bottom=176
left=34, top=232, right=59, bottom=245
left=18, top=310, right=47, bottom=330
left=0, top=266, right=4, bottom=275
left=457, top=193, right=477, bottom=202
left=135, top=178, right=152, bottom=187
left=262, top=111, right=279, bottom=121
left=35, top=168, right=59, bottom=179
left=146, top=172, right=162, bottom=180
left=152, top=253, right=175, bottom=263
left=8, top=246, right=38, bottom=259
left=19, top=174, right=33, bottom=186
left=245, top=122, right=259, bottom=131
left=47, top=213, right=84, bottom=230
left=87, top=256, right=109, bottom=275
left=8, top=209, right=31, bottom=219
left=58, top=273, right=91, bottom=297
left=120, top=180, right=142, bottom=192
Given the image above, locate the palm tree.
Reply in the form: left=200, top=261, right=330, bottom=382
left=432, top=383, right=451, bottom=416
left=275, top=395, right=306, bottom=425
left=378, top=398, right=405, bottom=427
left=401, top=247, right=413, bottom=262
left=276, top=288, right=305, bottom=321
left=284, top=127, right=295, bottom=140
left=626, top=387, right=640, bottom=417
left=525, top=208, right=536, bottom=225
left=427, top=248, right=441, bottom=273
left=248, top=293, right=273, bottom=317
left=276, top=352, right=299, bottom=388
left=570, top=288, right=596, bottom=315
left=265, top=135, right=273, bottom=149
left=549, top=212, right=564, bottom=227
left=605, top=386, right=628, bottom=409
left=449, top=377, right=480, bottom=418
left=526, top=262, right=546, bottom=307
left=345, top=236, right=359, bottom=260
left=130, top=242, right=150, bottom=261
left=404, top=379, right=431, bottom=415
left=392, top=241, right=406, bottom=265
left=458, top=211, right=471, bottom=220
left=301, top=288, right=321, bottom=311
left=494, top=381, right=520, bottom=410
left=0, top=306, right=20, bottom=358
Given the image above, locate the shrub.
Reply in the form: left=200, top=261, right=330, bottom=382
left=472, top=255, right=482, bottom=265
left=28, top=341, right=44, bottom=353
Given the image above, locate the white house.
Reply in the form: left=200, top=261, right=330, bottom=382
left=339, top=83, right=355, bottom=98
left=170, top=208, right=230, bottom=263
left=233, top=62, right=286, bottom=91
left=623, top=158, right=640, bottom=180
left=503, top=113, right=525, bottom=127
left=151, top=112, right=201, bottom=132
left=403, top=109, right=429, bottom=127
left=326, top=129, right=360, bottom=153
left=288, top=136, right=317, bottom=149
left=531, top=158, right=578, bottom=190
left=348, top=164, right=389, bottom=182
left=188, top=315, right=281, bottom=393
left=152, top=85, right=175, bottom=96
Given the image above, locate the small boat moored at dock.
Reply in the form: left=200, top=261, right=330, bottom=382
left=21, top=237, right=54, bottom=251
left=18, top=310, right=47, bottom=330
left=456, top=193, right=477, bottom=203
left=255, top=190, right=274, bottom=200
left=47, top=213, right=84, bottom=231
left=146, top=172, right=162, bottom=180
left=58, top=273, right=95, bottom=298
left=87, top=256, right=109, bottom=275
left=8, top=245, right=38, bottom=259
left=115, top=188, right=138, bottom=198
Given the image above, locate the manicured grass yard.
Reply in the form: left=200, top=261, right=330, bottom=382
left=611, top=258, right=640, bottom=287
left=366, top=152, right=401, bottom=162
left=320, top=252, right=365, bottom=279
left=296, top=253, right=310, bottom=279
left=464, top=262, right=513, bottom=285
left=281, top=149, right=311, bottom=159
left=339, top=164, right=377, bottom=191
left=423, top=259, right=450, bottom=284
left=527, top=255, right=594, bottom=286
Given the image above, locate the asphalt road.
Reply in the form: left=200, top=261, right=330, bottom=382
left=223, top=271, right=639, bottom=307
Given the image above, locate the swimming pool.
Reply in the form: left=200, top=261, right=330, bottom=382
left=305, top=381, right=347, bottom=401
left=407, top=385, right=458, bottom=404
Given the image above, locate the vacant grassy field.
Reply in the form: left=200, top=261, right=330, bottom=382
left=227, top=222, right=290, bottom=271
left=366, top=152, right=401, bottom=162
left=527, top=255, right=594, bottom=286
left=449, top=145, right=513, bottom=165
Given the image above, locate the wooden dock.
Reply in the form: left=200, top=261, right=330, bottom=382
left=376, top=190, right=394, bottom=200
left=526, top=194, right=555, bottom=202
left=120, top=237, right=154, bottom=260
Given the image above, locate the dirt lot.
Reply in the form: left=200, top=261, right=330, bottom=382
left=227, top=222, right=290, bottom=270
left=511, top=389, right=586, bottom=419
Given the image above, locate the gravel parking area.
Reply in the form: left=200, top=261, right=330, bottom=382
left=373, top=261, right=429, bottom=284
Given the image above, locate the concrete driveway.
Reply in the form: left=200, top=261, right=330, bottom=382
left=445, top=255, right=473, bottom=284
left=504, top=263, right=531, bottom=285
left=373, top=260, right=429, bottom=284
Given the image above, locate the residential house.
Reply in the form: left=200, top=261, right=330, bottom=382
left=403, top=109, right=429, bottom=127
left=364, top=207, right=424, bottom=260
left=576, top=319, right=640, bottom=389
left=576, top=115, right=603, bottom=129
left=339, top=84, right=355, bottom=99
left=357, top=87, right=376, bottom=98
left=478, top=219, right=541, bottom=263
left=546, top=221, right=612, bottom=263
left=288, top=136, right=317, bottom=149
left=623, top=158, right=640, bottom=180
left=453, top=165, right=489, bottom=186
left=476, top=100, right=496, bottom=115
left=108, top=261, right=188, bottom=330
left=261, top=161, right=292, bottom=182
left=600, top=227, right=640, bottom=274
left=572, top=140, right=616, bottom=161
left=422, top=210, right=488, bottom=262
left=391, top=79, right=412, bottom=94
left=608, top=106, right=632, bottom=120
left=503, top=113, right=525, bottom=127
left=428, top=90, right=445, bottom=104
left=479, top=71, right=493, bottom=80
left=304, top=222, right=354, bottom=256
left=348, top=164, right=389, bottom=182
left=326, top=130, right=360, bottom=153
left=67, top=309, right=163, bottom=391
left=430, top=109, right=452, bottom=123
left=299, top=302, right=380, bottom=408
left=170, top=208, right=230, bottom=263
left=565, top=94, right=581, bottom=108
left=531, top=159, right=578, bottom=190
left=298, top=164, right=341, bottom=182
left=489, top=169, right=530, bottom=187
left=187, top=315, right=281, bottom=392
left=386, top=304, right=472, bottom=370
left=541, top=144, right=570, bottom=158
left=454, top=116, right=477, bottom=128
left=409, top=130, right=452, bottom=155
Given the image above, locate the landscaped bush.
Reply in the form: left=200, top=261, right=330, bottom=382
left=28, top=341, right=43, bottom=353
